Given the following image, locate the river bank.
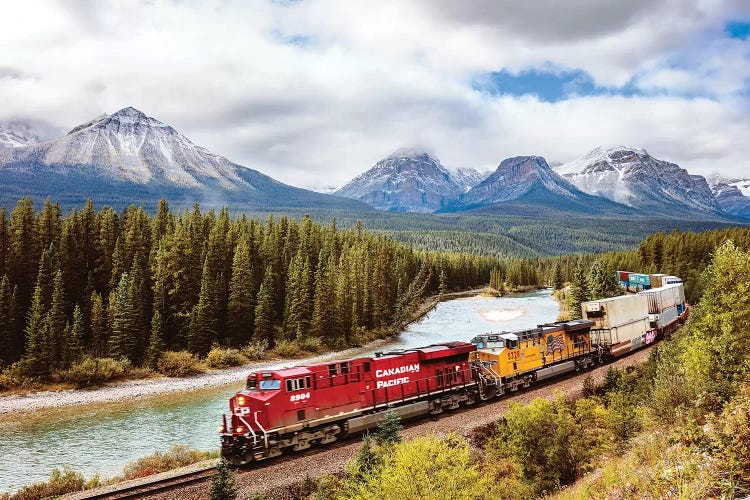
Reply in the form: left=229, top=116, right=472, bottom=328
left=0, top=287, right=502, bottom=415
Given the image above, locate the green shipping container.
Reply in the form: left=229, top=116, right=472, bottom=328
left=628, top=273, right=650, bottom=286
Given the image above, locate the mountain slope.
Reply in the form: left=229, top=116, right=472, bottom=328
left=707, top=174, right=750, bottom=219
left=444, top=155, right=634, bottom=215
left=451, top=167, right=492, bottom=192
left=336, top=149, right=464, bottom=213
left=556, top=146, right=721, bottom=216
left=0, top=107, right=369, bottom=211
left=0, top=122, right=40, bottom=149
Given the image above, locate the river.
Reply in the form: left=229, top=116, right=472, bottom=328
left=1, top=289, right=558, bottom=492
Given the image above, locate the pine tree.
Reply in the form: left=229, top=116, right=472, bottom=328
left=352, top=434, right=380, bottom=479
left=376, top=410, right=403, bottom=445
left=49, top=269, right=69, bottom=367
left=109, top=273, right=139, bottom=362
left=23, top=281, right=54, bottom=377
left=189, top=260, right=219, bottom=357
left=145, top=310, right=165, bottom=369
left=227, top=239, right=256, bottom=346
left=587, top=260, right=615, bottom=300
left=89, top=292, right=107, bottom=357
left=254, top=267, right=275, bottom=348
left=553, top=261, right=564, bottom=290
left=311, top=254, right=336, bottom=343
left=567, top=261, right=590, bottom=320
left=209, top=458, right=237, bottom=500
left=67, top=305, right=84, bottom=364
left=0, top=276, right=17, bottom=364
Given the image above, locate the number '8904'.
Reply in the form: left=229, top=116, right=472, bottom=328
left=291, top=392, right=311, bottom=402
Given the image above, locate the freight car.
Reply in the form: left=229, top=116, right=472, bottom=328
left=221, top=280, right=688, bottom=465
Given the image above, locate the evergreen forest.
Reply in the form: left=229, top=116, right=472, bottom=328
left=0, top=198, right=497, bottom=379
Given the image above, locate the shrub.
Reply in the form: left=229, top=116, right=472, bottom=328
left=123, top=445, right=218, bottom=480
left=157, top=351, right=204, bottom=377
left=0, top=362, right=39, bottom=391
left=296, top=336, right=323, bottom=354
left=2, top=467, right=100, bottom=500
left=271, top=340, right=306, bottom=358
left=210, top=458, right=238, bottom=500
left=62, top=357, right=130, bottom=388
left=206, top=347, right=247, bottom=368
left=241, top=339, right=268, bottom=361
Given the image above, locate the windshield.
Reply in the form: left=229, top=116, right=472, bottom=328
left=259, top=379, right=281, bottom=390
left=246, top=378, right=257, bottom=390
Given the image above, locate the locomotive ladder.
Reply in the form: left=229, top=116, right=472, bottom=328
left=475, top=362, right=502, bottom=400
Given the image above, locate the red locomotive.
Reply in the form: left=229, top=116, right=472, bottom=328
left=221, top=342, right=477, bottom=464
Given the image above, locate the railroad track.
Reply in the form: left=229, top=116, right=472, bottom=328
left=75, top=467, right=215, bottom=500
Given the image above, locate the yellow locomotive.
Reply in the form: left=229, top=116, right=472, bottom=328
left=469, top=320, right=597, bottom=399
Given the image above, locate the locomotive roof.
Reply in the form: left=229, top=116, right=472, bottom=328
left=255, top=341, right=475, bottom=377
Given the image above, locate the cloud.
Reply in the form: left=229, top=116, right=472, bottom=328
left=1, top=0, right=750, bottom=188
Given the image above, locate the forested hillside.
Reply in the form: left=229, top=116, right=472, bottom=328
left=0, top=198, right=496, bottom=381
left=244, top=208, right=741, bottom=259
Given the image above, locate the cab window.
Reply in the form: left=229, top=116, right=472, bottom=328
left=259, top=379, right=281, bottom=390
left=246, top=378, right=257, bottom=390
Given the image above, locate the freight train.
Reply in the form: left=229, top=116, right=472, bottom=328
left=220, top=275, right=688, bottom=465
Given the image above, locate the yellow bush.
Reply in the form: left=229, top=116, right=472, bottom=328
left=344, top=435, right=499, bottom=499
left=1, top=467, right=100, bottom=500
left=156, top=351, right=204, bottom=377
left=62, top=357, right=130, bottom=388
left=122, top=445, right=218, bottom=480
left=205, top=347, right=247, bottom=368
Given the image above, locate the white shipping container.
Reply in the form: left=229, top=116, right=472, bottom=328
left=582, top=294, right=649, bottom=330
left=638, top=284, right=684, bottom=313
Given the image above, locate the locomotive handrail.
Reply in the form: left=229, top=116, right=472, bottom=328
left=238, top=415, right=258, bottom=446
left=254, top=411, right=268, bottom=450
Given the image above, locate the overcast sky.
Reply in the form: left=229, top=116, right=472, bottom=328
left=2, top=0, right=750, bottom=188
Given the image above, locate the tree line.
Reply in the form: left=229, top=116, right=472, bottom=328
left=0, top=198, right=498, bottom=377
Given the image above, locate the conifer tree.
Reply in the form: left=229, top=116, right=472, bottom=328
left=23, top=281, right=54, bottom=377
left=109, top=273, right=139, bottom=362
left=89, top=291, right=107, bottom=357
left=553, top=261, right=564, bottom=290
left=0, top=208, right=8, bottom=279
left=376, top=411, right=403, bottom=445
left=145, top=310, right=165, bottom=369
left=587, top=260, right=618, bottom=300
left=568, top=261, right=590, bottom=320
left=227, top=239, right=256, bottom=346
left=209, top=458, right=237, bottom=500
left=49, top=269, right=69, bottom=366
left=67, top=305, right=84, bottom=364
left=254, top=266, right=275, bottom=348
left=189, top=259, right=219, bottom=357
left=438, top=269, right=448, bottom=298
left=311, top=254, right=336, bottom=343
left=0, top=276, right=17, bottom=364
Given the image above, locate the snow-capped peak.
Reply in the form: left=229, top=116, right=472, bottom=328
left=557, top=146, right=719, bottom=213
left=0, top=122, right=41, bottom=149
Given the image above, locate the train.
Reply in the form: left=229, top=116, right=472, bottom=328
left=220, top=275, right=688, bottom=465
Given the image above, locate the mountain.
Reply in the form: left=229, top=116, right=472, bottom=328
left=444, top=155, right=633, bottom=215
left=0, top=122, right=41, bottom=149
left=335, top=149, right=464, bottom=213
left=707, top=174, right=750, bottom=219
left=451, top=167, right=492, bottom=192
left=0, top=107, right=369, bottom=211
left=556, top=146, right=721, bottom=216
